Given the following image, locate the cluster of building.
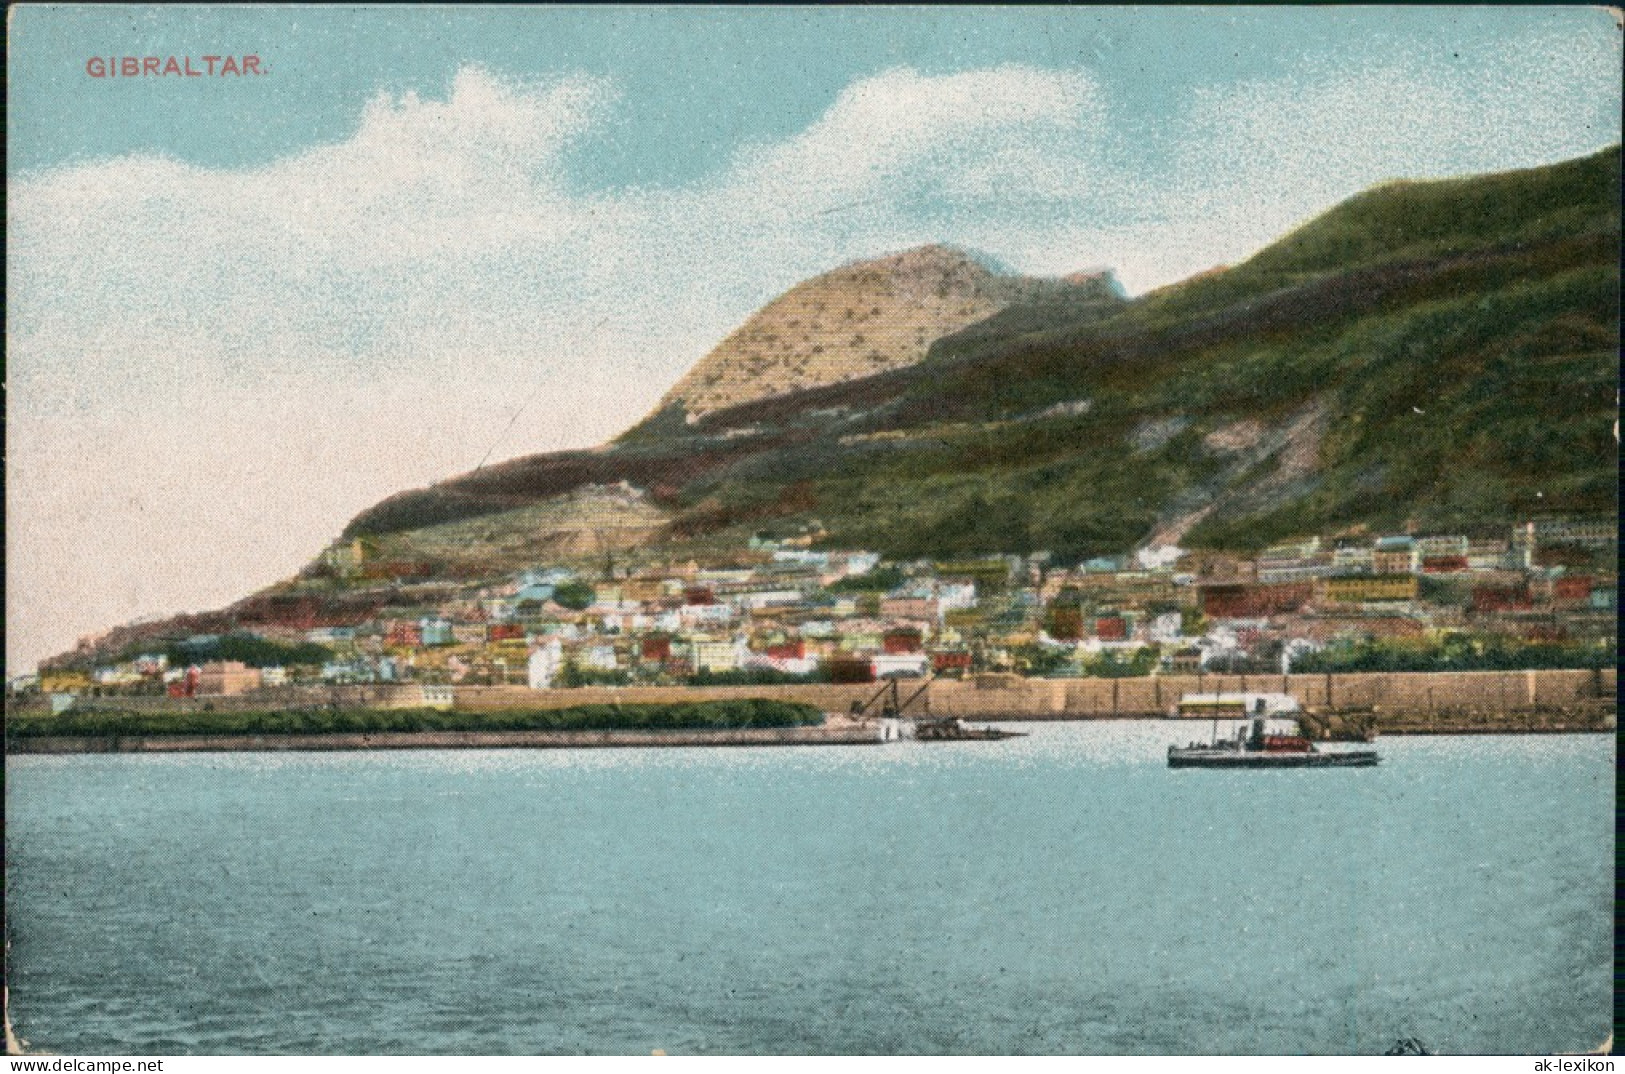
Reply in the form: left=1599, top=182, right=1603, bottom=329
left=28, top=516, right=1616, bottom=699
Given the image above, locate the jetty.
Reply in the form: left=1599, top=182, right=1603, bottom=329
left=6, top=723, right=886, bottom=755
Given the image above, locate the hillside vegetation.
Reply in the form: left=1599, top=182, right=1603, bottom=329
left=327, top=147, right=1622, bottom=569
left=7, top=700, right=825, bottom=738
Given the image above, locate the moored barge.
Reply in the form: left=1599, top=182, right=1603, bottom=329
left=913, top=716, right=1026, bottom=742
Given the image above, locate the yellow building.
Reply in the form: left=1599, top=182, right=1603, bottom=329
left=689, top=640, right=741, bottom=673
left=40, top=670, right=92, bottom=694
left=1321, top=575, right=1419, bottom=603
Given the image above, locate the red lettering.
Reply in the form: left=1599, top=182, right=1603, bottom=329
left=85, top=52, right=269, bottom=82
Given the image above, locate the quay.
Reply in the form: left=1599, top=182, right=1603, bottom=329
left=7, top=669, right=1613, bottom=753
left=7, top=722, right=886, bottom=755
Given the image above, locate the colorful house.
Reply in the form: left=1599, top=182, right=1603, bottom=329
left=1322, top=575, right=1420, bottom=603
left=1372, top=536, right=1417, bottom=575
left=196, top=661, right=262, bottom=696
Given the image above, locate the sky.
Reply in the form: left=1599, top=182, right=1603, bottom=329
left=7, top=5, right=1622, bottom=673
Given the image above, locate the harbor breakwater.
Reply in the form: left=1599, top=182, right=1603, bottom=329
left=11, top=669, right=1613, bottom=753
left=7, top=723, right=883, bottom=755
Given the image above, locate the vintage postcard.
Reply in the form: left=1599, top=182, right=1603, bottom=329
left=6, top=4, right=1619, bottom=1060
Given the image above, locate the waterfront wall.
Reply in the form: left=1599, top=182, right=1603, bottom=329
left=21, top=668, right=1613, bottom=721
left=451, top=668, right=1615, bottom=719
left=950, top=668, right=1616, bottom=719
left=7, top=724, right=884, bottom=755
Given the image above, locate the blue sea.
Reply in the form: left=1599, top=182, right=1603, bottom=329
left=5, top=723, right=1613, bottom=1055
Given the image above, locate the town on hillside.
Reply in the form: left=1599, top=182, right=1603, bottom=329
left=22, top=513, right=1617, bottom=703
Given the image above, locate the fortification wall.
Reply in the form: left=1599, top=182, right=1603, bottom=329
left=449, top=668, right=1614, bottom=719
left=22, top=668, right=1613, bottom=721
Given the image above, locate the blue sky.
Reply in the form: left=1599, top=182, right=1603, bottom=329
left=6, top=5, right=1621, bottom=672
left=13, top=7, right=1617, bottom=180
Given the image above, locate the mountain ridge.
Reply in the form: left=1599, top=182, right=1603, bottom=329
left=48, top=146, right=1621, bottom=665
left=342, top=145, right=1617, bottom=554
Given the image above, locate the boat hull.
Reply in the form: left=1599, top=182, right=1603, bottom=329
left=915, top=725, right=1027, bottom=741
left=1168, top=748, right=1379, bottom=768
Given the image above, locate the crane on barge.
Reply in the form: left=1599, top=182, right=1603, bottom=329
left=849, top=675, right=1024, bottom=742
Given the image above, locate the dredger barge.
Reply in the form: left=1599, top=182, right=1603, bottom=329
left=853, top=677, right=1026, bottom=742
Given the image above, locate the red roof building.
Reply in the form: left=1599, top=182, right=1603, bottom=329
left=386, top=621, right=423, bottom=648
left=1420, top=555, right=1468, bottom=574
left=1471, top=585, right=1533, bottom=613
left=883, top=629, right=924, bottom=654
left=1200, top=583, right=1313, bottom=619
left=1553, top=576, right=1595, bottom=604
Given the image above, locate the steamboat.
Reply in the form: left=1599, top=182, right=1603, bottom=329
left=1168, top=714, right=1379, bottom=768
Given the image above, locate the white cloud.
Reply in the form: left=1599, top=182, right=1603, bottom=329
left=729, top=65, right=1110, bottom=205
left=7, top=48, right=1620, bottom=670
left=1102, top=33, right=1624, bottom=290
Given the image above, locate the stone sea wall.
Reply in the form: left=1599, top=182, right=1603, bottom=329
left=451, top=668, right=1615, bottom=719
left=20, top=668, right=1613, bottom=724
left=8, top=724, right=883, bottom=755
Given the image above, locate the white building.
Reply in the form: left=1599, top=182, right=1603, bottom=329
left=741, top=590, right=805, bottom=611
left=741, top=651, right=819, bottom=676
left=528, top=639, right=564, bottom=689
left=936, top=582, right=978, bottom=611
left=1148, top=612, right=1184, bottom=643
left=840, top=552, right=882, bottom=576
left=871, top=652, right=929, bottom=679
left=1135, top=544, right=1184, bottom=571
left=681, top=603, right=734, bottom=627
left=772, top=548, right=831, bottom=570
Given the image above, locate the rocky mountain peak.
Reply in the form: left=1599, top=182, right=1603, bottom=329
left=655, top=244, right=1069, bottom=419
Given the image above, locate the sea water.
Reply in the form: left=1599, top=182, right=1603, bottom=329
left=5, top=723, right=1613, bottom=1055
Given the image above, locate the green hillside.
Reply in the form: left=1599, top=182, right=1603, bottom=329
left=345, top=147, right=1620, bottom=566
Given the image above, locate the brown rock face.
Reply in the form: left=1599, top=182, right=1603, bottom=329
left=657, top=245, right=1063, bottom=418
